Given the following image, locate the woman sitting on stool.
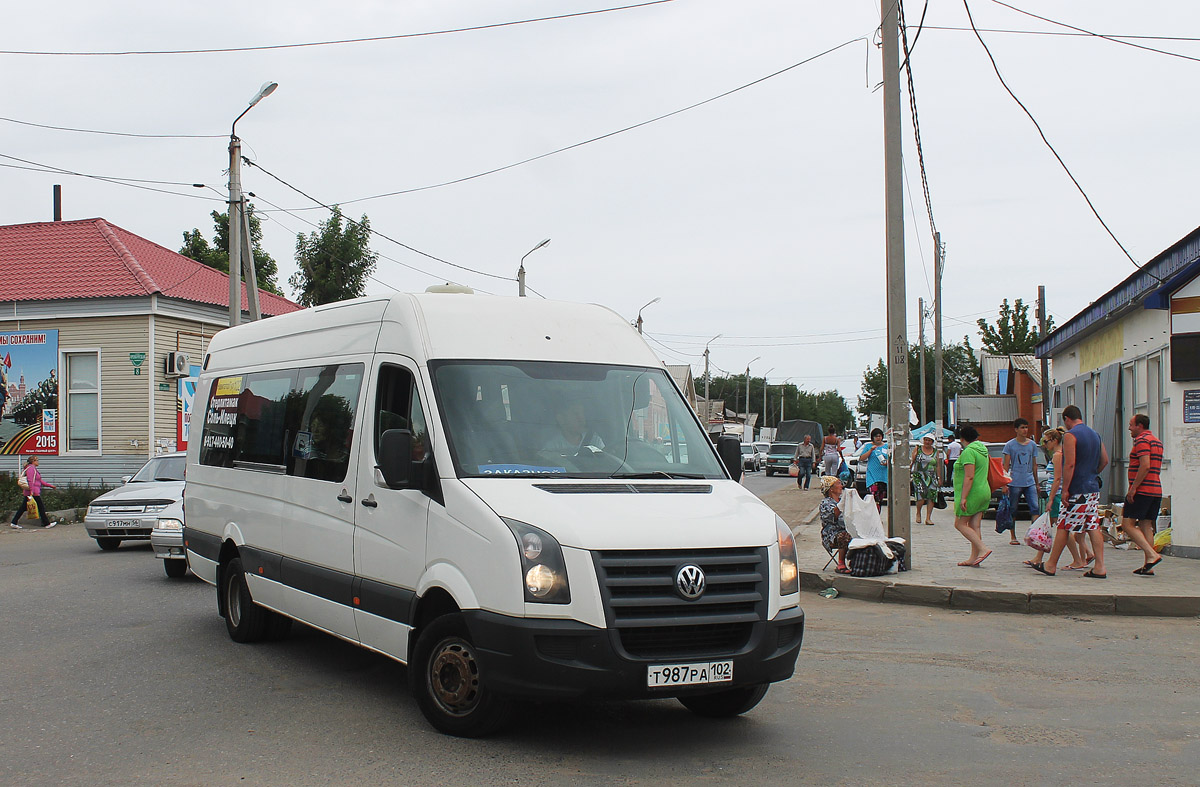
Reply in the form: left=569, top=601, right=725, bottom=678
left=818, top=475, right=853, bottom=574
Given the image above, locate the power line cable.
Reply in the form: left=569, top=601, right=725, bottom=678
left=0, top=115, right=223, bottom=139
left=988, top=0, right=1200, bottom=65
left=1, top=1, right=677, bottom=57
left=262, top=36, right=868, bottom=211
left=899, top=0, right=938, bottom=243
left=923, top=25, right=1200, bottom=43
left=961, top=0, right=1153, bottom=279
left=0, top=152, right=223, bottom=201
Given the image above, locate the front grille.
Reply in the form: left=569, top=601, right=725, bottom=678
left=594, top=547, right=766, bottom=659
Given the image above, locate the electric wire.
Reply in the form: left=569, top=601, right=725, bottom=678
left=899, top=0, right=938, bottom=245
left=0, top=152, right=223, bottom=201
left=989, top=0, right=1200, bottom=65
left=923, top=25, right=1200, bottom=43
left=261, top=36, right=868, bottom=211
left=0, top=115, right=223, bottom=139
left=961, top=0, right=1152, bottom=279
left=0, top=1, right=678, bottom=56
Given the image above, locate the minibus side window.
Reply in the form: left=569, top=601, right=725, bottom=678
left=290, top=364, right=364, bottom=483
left=374, top=364, right=427, bottom=463
left=200, top=370, right=296, bottom=471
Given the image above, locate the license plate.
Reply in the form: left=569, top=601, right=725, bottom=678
left=107, top=520, right=142, bottom=529
left=647, top=660, right=733, bottom=688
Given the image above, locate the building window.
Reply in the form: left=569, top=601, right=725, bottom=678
left=64, top=352, right=99, bottom=451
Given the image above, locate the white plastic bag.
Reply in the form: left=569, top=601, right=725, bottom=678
left=1024, top=511, right=1053, bottom=551
left=841, top=488, right=887, bottom=541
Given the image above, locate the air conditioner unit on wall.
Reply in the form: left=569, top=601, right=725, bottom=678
left=164, top=352, right=190, bottom=377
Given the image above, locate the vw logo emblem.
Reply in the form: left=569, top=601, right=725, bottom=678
left=675, top=564, right=706, bottom=600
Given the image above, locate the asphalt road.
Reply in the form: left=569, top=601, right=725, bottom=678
left=3, top=524, right=1199, bottom=786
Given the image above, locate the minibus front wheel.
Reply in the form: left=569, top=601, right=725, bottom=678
left=411, top=613, right=512, bottom=737
left=678, top=683, right=769, bottom=717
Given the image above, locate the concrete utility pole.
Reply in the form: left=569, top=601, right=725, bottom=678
left=934, top=233, right=944, bottom=433
left=227, top=81, right=276, bottom=326
left=762, top=368, right=774, bottom=432
left=919, top=297, right=926, bottom=425
left=745, top=357, right=760, bottom=441
left=882, top=0, right=912, bottom=558
left=1038, top=285, right=1050, bottom=430
left=703, top=334, right=721, bottom=431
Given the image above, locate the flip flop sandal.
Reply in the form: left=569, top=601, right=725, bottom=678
left=1083, top=570, right=1107, bottom=579
left=1031, top=563, right=1056, bottom=576
left=1132, top=565, right=1155, bottom=576
left=834, top=566, right=852, bottom=574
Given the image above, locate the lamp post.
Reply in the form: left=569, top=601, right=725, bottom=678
left=635, top=297, right=660, bottom=335
left=228, top=81, right=277, bottom=327
left=703, top=334, right=721, bottom=433
left=518, top=238, right=550, bottom=297
left=745, top=356, right=760, bottom=441
left=762, top=367, right=774, bottom=432
left=779, top=377, right=793, bottom=424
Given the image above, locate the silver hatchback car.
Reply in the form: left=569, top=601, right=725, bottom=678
left=85, top=453, right=185, bottom=555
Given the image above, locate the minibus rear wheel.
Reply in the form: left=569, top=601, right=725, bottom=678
left=411, top=613, right=511, bottom=737
left=678, top=683, right=769, bottom=717
left=221, top=557, right=270, bottom=643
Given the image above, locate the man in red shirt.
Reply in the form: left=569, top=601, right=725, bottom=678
left=1123, top=414, right=1165, bottom=575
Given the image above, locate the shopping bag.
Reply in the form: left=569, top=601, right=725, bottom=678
left=838, top=460, right=854, bottom=485
left=987, top=457, right=1011, bottom=492
left=994, top=496, right=1013, bottom=532
left=1153, top=527, right=1172, bottom=552
left=1024, top=511, right=1054, bottom=551
left=16, top=472, right=29, bottom=492
left=788, top=463, right=799, bottom=478
left=26, top=497, right=38, bottom=519
left=934, top=489, right=948, bottom=509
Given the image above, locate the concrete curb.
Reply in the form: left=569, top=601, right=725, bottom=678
left=799, top=569, right=1200, bottom=617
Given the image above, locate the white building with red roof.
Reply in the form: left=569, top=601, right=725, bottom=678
left=0, top=216, right=301, bottom=483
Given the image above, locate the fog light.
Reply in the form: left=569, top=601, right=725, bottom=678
left=525, top=564, right=557, bottom=597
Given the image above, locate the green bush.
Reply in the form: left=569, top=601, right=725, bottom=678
left=1, top=473, right=114, bottom=515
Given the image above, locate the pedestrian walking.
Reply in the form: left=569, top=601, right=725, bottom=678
left=953, top=425, right=993, bottom=566
left=792, top=434, right=818, bottom=489
left=1002, top=418, right=1041, bottom=546
left=910, top=434, right=941, bottom=525
left=1024, top=428, right=1089, bottom=569
left=944, top=434, right=962, bottom=487
left=1032, top=405, right=1109, bottom=578
left=10, top=456, right=56, bottom=529
left=821, top=426, right=841, bottom=477
left=860, top=428, right=889, bottom=512
left=1122, top=414, right=1165, bottom=576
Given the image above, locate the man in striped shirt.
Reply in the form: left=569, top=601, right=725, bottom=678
left=1123, top=414, right=1165, bottom=576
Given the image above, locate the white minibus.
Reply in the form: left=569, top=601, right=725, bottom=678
left=183, top=290, right=803, bottom=736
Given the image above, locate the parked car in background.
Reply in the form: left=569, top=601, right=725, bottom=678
left=84, top=452, right=185, bottom=552
left=150, top=498, right=188, bottom=578
left=983, top=442, right=1048, bottom=520
left=764, top=442, right=798, bottom=476
left=740, top=442, right=763, bottom=472
left=752, top=441, right=771, bottom=458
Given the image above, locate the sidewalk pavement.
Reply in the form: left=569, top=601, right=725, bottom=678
left=766, top=486, right=1200, bottom=617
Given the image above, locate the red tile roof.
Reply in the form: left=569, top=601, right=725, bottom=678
left=0, top=217, right=301, bottom=316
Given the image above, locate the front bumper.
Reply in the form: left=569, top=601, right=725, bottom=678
left=464, top=605, right=804, bottom=701
left=84, top=515, right=154, bottom=541
left=150, top=528, right=185, bottom=560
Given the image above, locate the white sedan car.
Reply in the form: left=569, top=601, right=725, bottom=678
left=84, top=452, right=184, bottom=554
left=740, top=442, right=764, bottom=472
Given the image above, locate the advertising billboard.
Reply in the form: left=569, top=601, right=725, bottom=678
left=0, top=330, right=59, bottom=455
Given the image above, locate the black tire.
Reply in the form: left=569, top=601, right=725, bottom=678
left=765, top=469, right=774, bottom=477
left=264, top=613, right=293, bottom=641
left=410, top=613, right=511, bottom=737
left=96, top=537, right=121, bottom=551
left=678, top=683, right=769, bottom=718
left=163, top=558, right=188, bottom=578
left=221, top=557, right=270, bottom=643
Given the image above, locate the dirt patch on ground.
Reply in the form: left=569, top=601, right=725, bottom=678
left=763, top=486, right=824, bottom=528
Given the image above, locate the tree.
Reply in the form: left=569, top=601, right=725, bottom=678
left=857, top=337, right=982, bottom=425
left=976, top=297, right=1054, bottom=355
left=178, top=205, right=283, bottom=295
left=289, top=206, right=377, bottom=307
left=704, top=374, right=854, bottom=433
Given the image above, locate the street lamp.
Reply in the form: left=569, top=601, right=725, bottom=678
left=518, top=238, right=550, bottom=297
left=779, top=377, right=794, bottom=423
left=635, top=297, right=660, bottom=335
left=762, top=367, right=774, bottom=431
left=703, top=334, right=721, bottom=431
left=228, top=81, right=277, bottom=327
left=745, top=356, right=760, bottom=440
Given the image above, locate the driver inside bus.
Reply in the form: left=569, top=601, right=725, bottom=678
left=541, top=398, right=605, bottom=457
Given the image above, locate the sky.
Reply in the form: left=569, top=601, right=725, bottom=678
left=4, top=0, right=1200, bottom=413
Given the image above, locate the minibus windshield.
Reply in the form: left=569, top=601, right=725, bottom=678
left=430, top=361, right=726, bottom=479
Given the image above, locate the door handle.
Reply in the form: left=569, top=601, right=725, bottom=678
left=361, top=497, right=378, bottom=508
left=337, top=493, right=352, bottom=503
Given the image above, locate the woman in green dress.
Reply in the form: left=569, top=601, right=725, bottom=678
left=953, top=425, right=993, bottom=566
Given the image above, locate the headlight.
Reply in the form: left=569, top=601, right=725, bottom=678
left=777, top=516, right=799, bottom=595
left=503, top=518, right=571, bottom=604
left=89, top=505, right=109, bottom=515
left=155, top=518, right=184, bottom=531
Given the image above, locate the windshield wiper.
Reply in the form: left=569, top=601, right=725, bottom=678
left=609, top=471, right=708, bottom=480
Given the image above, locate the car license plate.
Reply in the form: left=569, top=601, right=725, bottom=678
left=646, top=661, right=733, bottom=688
left=107, top=519, right=141, bottom=529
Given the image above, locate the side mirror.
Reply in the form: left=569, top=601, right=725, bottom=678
left=120, top=475, right=133, bottom=485
left=378, top=429, right=414, bottom=488
left=716, top=435, right=743, bottom=482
